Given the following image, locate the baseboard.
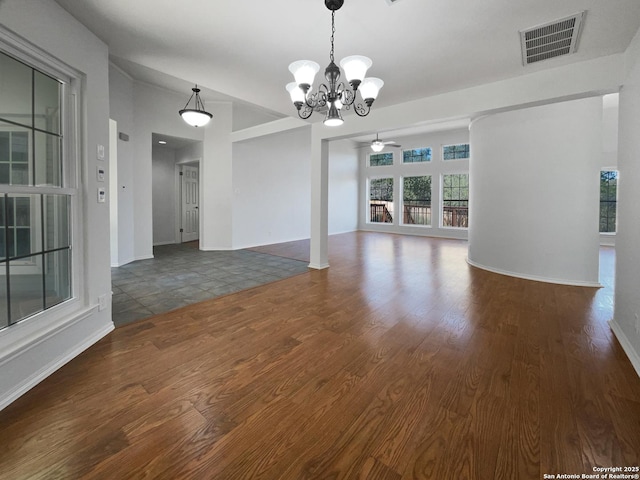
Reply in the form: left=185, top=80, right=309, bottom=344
left=466, top=258, right=602, bottom=288
left=153, top=241, right=176, bottom=246
left=609, top=319, right=640, bottom=378
left=0, top=322, right=114, bottom=411
left=308, top=262, right=329, bottom=270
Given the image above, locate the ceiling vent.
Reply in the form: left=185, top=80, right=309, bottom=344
left=520, top=11, right=586, bottom=65
left=384, top=0, right=403, bottom=5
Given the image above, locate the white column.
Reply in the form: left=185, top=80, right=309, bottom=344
left=309, top=125, right=329, bottom=269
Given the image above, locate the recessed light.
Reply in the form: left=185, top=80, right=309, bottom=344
left=158, top=140, right=167, bottom=145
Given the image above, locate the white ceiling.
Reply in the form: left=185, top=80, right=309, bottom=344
left=55, top=0, right=640, bottom=123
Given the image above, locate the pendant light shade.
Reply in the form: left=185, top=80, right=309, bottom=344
left=179, top=85, right=213, bottom=127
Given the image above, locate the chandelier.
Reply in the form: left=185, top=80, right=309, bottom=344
left=286, top=0, right=383, bottom=127
left=179, top=85, right=213, bottom=127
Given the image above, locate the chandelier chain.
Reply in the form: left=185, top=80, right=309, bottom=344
left=330, top=10, right=335, bottom=63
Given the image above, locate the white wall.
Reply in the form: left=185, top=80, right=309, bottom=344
left=130, top=83, right=208, bottom=259
left=328, top=139, right=359, bottom=235
left=600, top=94, right=619, bottom=247
left=358, top=128, right=470, bottom=240
left=612, top=28, right=640, bottom=376
left=468, top=98, right=602, bottom=286
left=232, top=126, right=312, bottom=248
left=0, top=0, right=113, bottom=409
left=109, top=65, right=135, bottom=266
left=152, top=146, right=177, bottom=245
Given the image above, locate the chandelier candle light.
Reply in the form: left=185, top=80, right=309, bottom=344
left=179, top=85, right=213, bottom=127
left=286, top=0, right=383, bottom=126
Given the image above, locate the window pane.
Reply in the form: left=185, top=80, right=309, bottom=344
left=599, top=170, right=618, bottom=233
left=403, top=176, right=431, bottom=226
left=45, top=195, right=70, bottom=250
left=6, top=195, right=41, bottom=260
left=9, top=255, right=44, bottom=324
left=403, top=148, right=431, bottom=163
left=35, top=132, right=61, bottom=187
left=369, top=178, right=393, bottom=223
left=443, top=144, right=470, bottom=160
left=442, top=174, right=469, bottom=228
left=0, top=123, right=32, bottom=186
left=369, top=152, right=393, bottom=167
left=34, top=71, right=61, bottom=135
left=0, top=132, right=9, bottom=162
left=45, top=249, right=71, bottom=309
left=0, top=51, right=33, bottom=128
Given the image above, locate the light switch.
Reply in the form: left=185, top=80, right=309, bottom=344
left=97, top=144, right=105, bottom=160
left=97, top=166, right=105, bottom=182
left=97, top=188, right=106, bottom=203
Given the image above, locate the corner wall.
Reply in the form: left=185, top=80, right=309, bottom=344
left=612, top=28, right=640, bottom=376
left=468, top=98, right=602, bottom=286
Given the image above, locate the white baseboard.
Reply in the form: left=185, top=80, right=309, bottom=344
left=0, top=323, right=114, bottom=411
left=609, top=319, right=640, bottom=378
left=308, top=262, right=329, bottom=270
left=466, top=258, right=602, bottom=288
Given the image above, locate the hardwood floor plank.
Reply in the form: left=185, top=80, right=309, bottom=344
left=1, top=232, right=638, bottom=479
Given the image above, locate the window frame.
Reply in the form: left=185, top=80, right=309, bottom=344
left=367, top=176, right=395, bottom=225
left=368, top=151, right=394, bottom=167
left=0, top=36, right=84, bottom=332
left=402, top=147, right=432, bottom=164
left=401, top=174, right=432, bottom=227
left=442, top=143, right=470, bottom=161
left=440, top=172, right=469, bottom=229
left=599, top=169, right=618, bottom=235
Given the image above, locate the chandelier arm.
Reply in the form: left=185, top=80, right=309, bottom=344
left=339, top=85, right=356, bottom=106
left=353, top=102, right=372, bottom=117
left=297, top=106, right=314, bottom=120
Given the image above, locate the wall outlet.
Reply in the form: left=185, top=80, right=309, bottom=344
left=98, top=293, right=109, bottom=311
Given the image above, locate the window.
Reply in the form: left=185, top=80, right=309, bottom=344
left=600, top=170, right=618, bottom=233
left=369, top=152, right=393, bottom=167
left=442, top=173, right=469, bottom=228
left=443, top=143, right=470, bottom=160
left=369, top=178, right=393, bottom=223
left=403, top=147, right=431, bottom=163
left=402, top=176, right=431, bottom=226
left=0, top=50, right=72, bottom=330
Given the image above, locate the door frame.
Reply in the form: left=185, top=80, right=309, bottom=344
left=175, top=158, right=202, bottom=244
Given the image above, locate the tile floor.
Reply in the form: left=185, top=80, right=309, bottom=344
left=111, top=242, right=309, bottom=327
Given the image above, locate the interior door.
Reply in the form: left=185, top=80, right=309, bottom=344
left=181, top=165, right=199, bottom=243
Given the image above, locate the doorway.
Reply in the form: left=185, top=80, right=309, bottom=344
left=151, top=133, right=202, bottom=247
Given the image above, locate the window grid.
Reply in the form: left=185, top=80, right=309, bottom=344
left=369, top=152, right=393, bottom=167
left=369, top=178, right=393, bottom=223
left=442, top=173, right=469, bottom=228
left=443, top=143, right=470, bottom=160
left=402, top=175, right=431, bottom=226
left=403, top=147, right=432, bottom=163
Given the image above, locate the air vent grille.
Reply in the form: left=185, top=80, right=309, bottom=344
left=520, top=12, right=585, bottom=65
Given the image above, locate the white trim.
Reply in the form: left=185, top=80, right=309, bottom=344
left=0, top=319, right=113, bottom=411
left=0, top=305, right=97, bottom=365
left=153, top=240, right=176, bottom=246
left=609, top=319, right=640, bottom=378
left=466, top=257, right=602, bottom=288
left=308, top=262, right=329, bottom=270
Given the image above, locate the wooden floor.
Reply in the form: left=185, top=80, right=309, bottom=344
left=1, top=232, right=639, bottom=479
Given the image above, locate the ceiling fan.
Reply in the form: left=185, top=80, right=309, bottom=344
left=363, top=133, right=401, bottom=152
